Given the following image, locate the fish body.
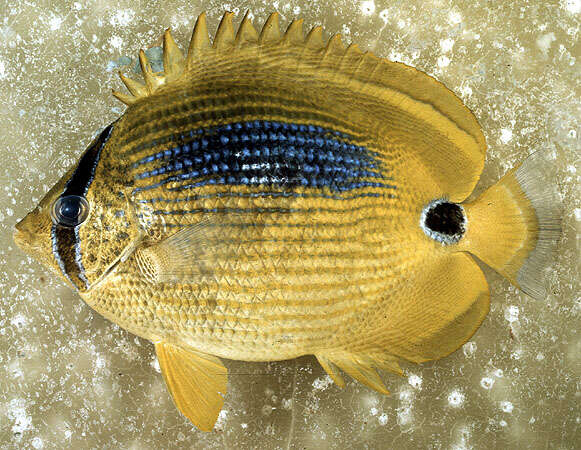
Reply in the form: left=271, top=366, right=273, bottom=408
left=14, top=12, right=561, bottom=431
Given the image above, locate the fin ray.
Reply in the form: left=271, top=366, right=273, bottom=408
left=155, top=342, right=227, bottom=431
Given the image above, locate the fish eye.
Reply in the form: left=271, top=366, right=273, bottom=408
left=51, top=195, right=90, bottom=227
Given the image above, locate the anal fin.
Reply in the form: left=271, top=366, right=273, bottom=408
left=315, top=351, right=403, bottom=395
left=155, top=342, right=227, bottom=432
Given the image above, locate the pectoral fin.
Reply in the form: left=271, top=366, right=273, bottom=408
left=315, top=351, right=403, bottom=395
left=135, top=215, right=243, bottom=283
left=155, top=342, right=227, bottom=432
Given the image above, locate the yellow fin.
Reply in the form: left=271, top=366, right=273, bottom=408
left=213, top=11, right=235, bottom=49
left=187, top=11, right=211, bottom=65
left=283, top=19, right=304, bottom=46
left=162, top=28, right=185, bottom=80
left=315, top=354, right=346, bottom=388
left=305, top=25, right=324, bottom=49
left=235, top=11, right=259, bottom=46
left=135, top=215, right=254, bottom=283
left=113, top=11, right=486, bottom=199
left=118, top=71, right=147, bottom=97
left=383, top=252, right=490, bottom=364
left=111, top=89, right=136, bottom=106
left=259, top=12, right=281, bottom=44
left=459, top=151, right=561, bottom=299
left=155, top=342, right=227, bottom=432
left=315, top=351, right=403, bottom=394
left=138, top=49, right=164, bottom=93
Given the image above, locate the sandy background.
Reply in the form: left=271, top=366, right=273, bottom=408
left=0, top=0, right=579, bottom=448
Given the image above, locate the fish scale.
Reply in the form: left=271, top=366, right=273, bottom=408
left=13, top=12, right=561, bottom=432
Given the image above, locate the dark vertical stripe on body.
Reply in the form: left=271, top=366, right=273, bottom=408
left=52, top=124, right=114, bottom=290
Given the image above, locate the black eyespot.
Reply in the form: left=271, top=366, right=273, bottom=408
left=51, top=195, right=90, bottom=227
left=421, top=199, right=466, bottom=245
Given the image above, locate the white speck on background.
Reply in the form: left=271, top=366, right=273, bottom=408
left=500, top=401, right=514, bottom=413
left=504, top=305, right=519, bottom=322
left=379, top=9, right=389, bottom=23
left=448, top=10, right=462, bottom=25
left=110, top=10, right=135, bottom=26
left=481, top=377, right=495, bottom=389
left=500, top=128, right=513, bottom=144
left=494, top=369, right=504, bottom=378
left=31, top=437, right=44, bottom=449
left=562, top=0, right=581, bottom=14
left=574, top=208, right=581, bottom=221
left=408, top=374, right=423, bottom=389
left=49, top=16, right=63, bottom=31
left=0, top=60, right=6, bottom=80
left=361, top=0, right=376, bottom=15
left=437, top=55, right=450, bottom=67
left=312, top=376, right=333, bottom=390
left=537, top=32, right=556, bottom=56
left=151, top=358, right=161, bottom=373
left=440, top=38, right=455, bottom=53
left=8, top=398, right=32, bottom=435
left=448, top=390, right=465, bottom=407
left=378, top=413, right=388, bottom=425
left=370, top=407, right=378, bottom=416
left=463, top=341, right=477, bottom=357
left=109, top=35, right=123, bottom=49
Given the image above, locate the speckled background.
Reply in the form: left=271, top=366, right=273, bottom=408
left=0, top=0, right=579, bottom=449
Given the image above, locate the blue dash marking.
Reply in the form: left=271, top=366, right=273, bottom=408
left=131, top=120, right=393, bottom=195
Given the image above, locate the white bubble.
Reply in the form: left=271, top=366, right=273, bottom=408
left=440, top=38, right=455, bottom=53
left=500, top=128, right=513, bottom=144
left=109, top=35, right=123, bottom=49
left=463, top=341, right=477, bottom=357
left=361, top=0, right=376, bottom=15
left=437, top=55, right=451, bottom=67
left=312, top=376, right=333, bottom=391
left=370, top=407, right=378, bottom=416
left=448, top=390, right=465, bottom=407
left=31, top=437, right=44, bottom=449
left=563, top=0, right=581, bottom=14
left=378, top=413, right=388, bottom=425
left=49, top=16, right=63, bottom=31
left=448, top=10, right=462, bottom=25
left=500, top=401, right=514, bottom=413
left=504, top=304, right=519, bottom=322
left=379, top=9, right=389, bottom=23
left=480, top=377, right=495, bottom=390
left=408, top=374, right=423, bottom=389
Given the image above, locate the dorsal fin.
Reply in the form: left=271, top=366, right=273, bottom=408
left=235, top=11, right=258, bottom=46
left=162, top=28, right=185, bottom=81
left=213, top=11, right=235, bottom=49
left=112, top=11, right=487, bottom=200
left=187, top=11, right=210, bottom=66
left=259, top=12, right=281, bottom=45
left=283, top=19, right=304, bottom=46
left=305, top=25, right=324, bottom=49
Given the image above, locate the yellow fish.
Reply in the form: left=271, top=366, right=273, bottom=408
left=13, top=12, right=561, bottom=431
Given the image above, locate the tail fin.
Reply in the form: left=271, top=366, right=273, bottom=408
left=460, top=152, right=561, bottom=299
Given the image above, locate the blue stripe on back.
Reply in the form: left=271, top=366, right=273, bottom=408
left=131, top=120, right=392, bottom=195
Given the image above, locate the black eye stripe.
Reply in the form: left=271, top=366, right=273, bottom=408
left=52, top=124, right=114, bottom=290
left=62, top=124, right=114, bottom=197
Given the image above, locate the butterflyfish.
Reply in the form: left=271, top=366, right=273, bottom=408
left=13, top=12, right=561, bottom=431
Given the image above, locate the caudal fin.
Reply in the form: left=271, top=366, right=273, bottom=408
left=460, top=151, right=561, bottom=299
